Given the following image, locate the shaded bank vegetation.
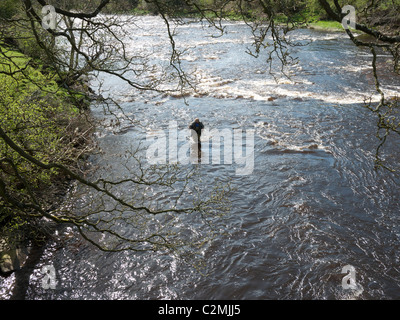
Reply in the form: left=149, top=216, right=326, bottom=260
left=0, top=27, right=94, bottom=266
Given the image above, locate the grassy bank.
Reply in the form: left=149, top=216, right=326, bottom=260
left=306, top=20, right=346, bottom=31
left=0, top=44, right=93, bottom=256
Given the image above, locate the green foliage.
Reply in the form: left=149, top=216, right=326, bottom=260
left=0, top=45, right=85, bottom=247
left=0, top=0, right=20, bottom=19
left=0, top=46, right=79, bottom=187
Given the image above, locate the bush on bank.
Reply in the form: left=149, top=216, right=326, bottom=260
left=0, top=44, right=92, bottom=264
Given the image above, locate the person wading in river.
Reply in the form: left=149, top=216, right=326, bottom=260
left=189, top=118, right=204, bottom=143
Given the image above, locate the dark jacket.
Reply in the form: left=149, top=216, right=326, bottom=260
left=189, top=121, right=204, bottom=135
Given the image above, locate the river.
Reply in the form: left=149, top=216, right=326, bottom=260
left=2, top=16, right=400, bottom=300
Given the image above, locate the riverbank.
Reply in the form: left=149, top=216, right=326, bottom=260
left=128, top=6, right=349, bottom=33
left=306, top=20, right=345, bottom=32
left=0, top=43, right=95, bottom=282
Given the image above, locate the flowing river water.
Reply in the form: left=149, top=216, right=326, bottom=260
left=2, top=16, right=400, bottom=300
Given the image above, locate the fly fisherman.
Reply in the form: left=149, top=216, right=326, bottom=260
left=189, top=118, right=204, bottom=143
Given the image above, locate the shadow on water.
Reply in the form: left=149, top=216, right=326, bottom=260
left=8, top=244, right=46, bottom=300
